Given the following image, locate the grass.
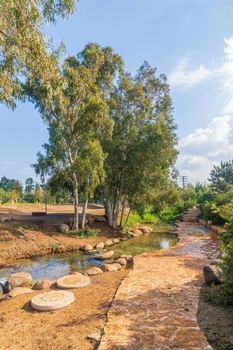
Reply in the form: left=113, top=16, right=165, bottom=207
left=203, top=284, right=233, bottom=306
left=158, top=207, right=180, bottom=221
left=66, top=229, right=97, bottom=238
left=123, top=210, right=159, bottom=231
left=123, top=208, right=179, bottom=231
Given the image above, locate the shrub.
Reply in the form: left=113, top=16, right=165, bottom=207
left=67, top=229, right=97, bottom=238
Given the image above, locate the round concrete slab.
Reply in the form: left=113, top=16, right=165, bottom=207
left=31, top=290, right=75, bottom=311
left=57, top=273, right=90, bottom=289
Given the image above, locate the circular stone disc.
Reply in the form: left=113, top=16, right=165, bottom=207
left=56, top=273, right=90, bottom=289
left=31, top=290, right=75, bottom=311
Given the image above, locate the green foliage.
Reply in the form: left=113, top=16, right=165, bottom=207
left=67, top=229, right=97, bottom=238
left=103, top=61, right=178, bottom=226
left=209, top=160, right=233, bottom=192
left=0, top=188, right=8, bottom=204
left=124, top=210, right=158, bottom=230
left=24, top=178, right=34, bottom=193
left=159, top=207, right=180, bottom=221
left=31, top=43, right=122, bottom=229
left=0, top=0, right=77, bottom=108
left=23, top=192, right=35, bottom=203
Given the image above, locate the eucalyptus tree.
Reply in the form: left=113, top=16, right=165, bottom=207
left=103, top=62, right=178, bottom=227
left=0, top=0, right=77, bottom=108
left=209, top=160, right=233, bottom=192
left=31, top=43, right=122, bottom=230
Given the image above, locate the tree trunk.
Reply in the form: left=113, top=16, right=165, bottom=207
left=119, top=194, right=126, bottom=227
left=112, top=199, right=120, bottom=229
left=72, top=173, right=79, bottom=230
left=106, top=199, right=113, bottom=227
left=81, top=192, right=88, bottom=230
left=123, top=208, right=131, bottom=228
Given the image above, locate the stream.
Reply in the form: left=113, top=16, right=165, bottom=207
left=0, top=227, right=178, bottom=283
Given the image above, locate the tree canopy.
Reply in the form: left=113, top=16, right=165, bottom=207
left=31, top=43, right=122, bottom=229
left=0, top=0, right=77, bottom=108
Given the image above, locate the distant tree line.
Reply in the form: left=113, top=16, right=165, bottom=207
left=0, top=176, right=71, bottom=205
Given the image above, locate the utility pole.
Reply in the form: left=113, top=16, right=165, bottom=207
left=180, top=175, right=188, bottom=189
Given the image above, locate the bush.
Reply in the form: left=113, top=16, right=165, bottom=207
left=202, top=201, right=225, bottom=225
left=67, top=229, right=97, bottom=238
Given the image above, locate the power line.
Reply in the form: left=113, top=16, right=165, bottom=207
left=179, top=175, right=188, bottom=189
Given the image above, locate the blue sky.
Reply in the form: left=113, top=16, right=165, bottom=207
left=1, top=0, right=233, bottom=184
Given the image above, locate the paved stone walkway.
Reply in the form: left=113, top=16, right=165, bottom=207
left=99, top=221, right=219, bottom=350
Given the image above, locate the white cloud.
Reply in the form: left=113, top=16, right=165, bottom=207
left=169, top=37, right=233, bottom=90
left=171, top=37, right=233, bottom=183
left=177, top=114, right=233, bottom=183
left=168, top=58, right=211, bottom=88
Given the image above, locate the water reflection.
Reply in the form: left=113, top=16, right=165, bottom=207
left=0, top=231, right=178, bottom=282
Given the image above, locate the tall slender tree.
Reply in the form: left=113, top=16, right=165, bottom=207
left=31, top=43, right=122, bottom=229
left=103, top=62, right=177, bottom=227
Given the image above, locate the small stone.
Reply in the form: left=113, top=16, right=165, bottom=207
left=128, top=228, right=143, bottom=236
left=203, top=265, right=223, bottom=285
left=95, top=242, right=105, bottom=249
left=105, top=240, right=114, bottom=247
left=81, top=244, right=93, bottom=251
left=86, top=267, right=103, bottom=276
left=138, top=226, right=153, bottom=233
left=33, top=279, right=54, bottom=290
left=120, top=254, right=133, bottom=262
left=115, top=258, right=127, bottom=266
left=95, top=250, right=114, bottom=260
left=102, top=263, right=122, bottom=272
left=112, top=238, right=120, bottom=243
left=8, top=272, right=32, bottom=289
left=58, top=224, right=70, bottom=234
left=94, top=216, right=106, bottom=222
left=8, top=287, right=33, bottom=297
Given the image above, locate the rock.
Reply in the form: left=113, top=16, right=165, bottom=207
left=57, top=273, right=90, bottom=289
left=95, top=242, right=105, bottom=249
left=128, top=229, right=143, bottom=236
left=31, top=290, right=75, bottom=311
left=105, top=240, right=114, bottom=247
left=0, top=217, right=13, bottom=223
left=120, top=254, right=133, bottom=262
left=8, top=287, right=33, bottom=297
left=131, top=232, right=140, bottom=237
left=120, top=237, right=128, bottom=241
left=87, top=331, right=101, bottom=342
left=95, top=250, right=114, bottom=260
left=81, top=244, right=93, bottom=251
left=102, top=263, right=122, bottom=272
left=132, top=228, right=143, bottom=234
left=94, top=216, right=106, bottom=222
left=33, top=279, right=54, bottom=290
left=115, top=257, right=127, bottom=266
left=0, top=283, right=4, bottom=295
left=138, top=226, right=153, bottom=233
left=112, top=238, right=120, bottom=243
left=58, top=224, right=70, bottom=234
left=8, top=272, right=32, bottom=289
left=86, top=267, right=103, bottom=276
left=203, top=265, right=223, bottom=285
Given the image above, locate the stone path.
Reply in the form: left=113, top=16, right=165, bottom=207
left=99, top=221, right=219, bottom=350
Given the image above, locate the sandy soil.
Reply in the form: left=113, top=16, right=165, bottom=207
left=0, top=204, right=121, bottom=267
left=0, top=270, right=128, bottom=350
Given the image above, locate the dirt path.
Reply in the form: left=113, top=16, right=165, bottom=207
left=99, top=221, right=219, bottom=350
left=0, top=271, right=128, bottom=350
